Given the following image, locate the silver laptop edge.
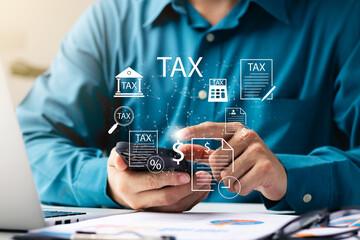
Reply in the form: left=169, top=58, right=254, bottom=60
left=0, top=62, right=46, bottom=230
left=0, top=62, right=131, bottom=231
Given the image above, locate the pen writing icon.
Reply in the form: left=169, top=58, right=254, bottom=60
left=261, top=86, right=276, bottom=101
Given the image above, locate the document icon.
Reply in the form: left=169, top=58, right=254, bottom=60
left=128, top=130, right=158, bottom=168
left=191, top=138, right=234, bottom=192
left=225, top=108, right=246, bottom=134
left=240, top=59, right=273, bottom=100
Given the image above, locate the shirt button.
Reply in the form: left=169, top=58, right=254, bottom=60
left=206, top=33, right=215, bottom=42
left=303, top=193, right=312, bottom=203
left=198, top=90, right=207, bottom=100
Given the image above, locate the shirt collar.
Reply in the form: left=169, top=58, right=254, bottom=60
left=251, top=0, right=289, bottom=24
left=142, top=0, right=178, bottom=27
left=143, top=0, right=289, bottom=27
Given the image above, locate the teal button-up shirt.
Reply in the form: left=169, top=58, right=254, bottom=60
left=16, top=0, right=360, bottom=213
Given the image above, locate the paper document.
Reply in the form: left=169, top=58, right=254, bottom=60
left=295, top=213, right=360, bottom=237
left=31, top=212, right=296, bottom=240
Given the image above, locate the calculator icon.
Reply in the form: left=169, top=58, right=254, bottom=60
left=208, top=79, right=228, bottom=102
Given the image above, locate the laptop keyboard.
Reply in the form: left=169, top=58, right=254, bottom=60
left=43, top=210, right=86, bottom=218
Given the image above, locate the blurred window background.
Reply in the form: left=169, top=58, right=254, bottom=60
left=0, top=0, right=97, bottom=105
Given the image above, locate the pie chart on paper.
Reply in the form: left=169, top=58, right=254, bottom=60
left=210, top=219, right=264, bottom=226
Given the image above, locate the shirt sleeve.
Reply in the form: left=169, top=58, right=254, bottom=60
left=265, top=39, right=360, bottom=214
left=16, top=2, right=120, bottom=208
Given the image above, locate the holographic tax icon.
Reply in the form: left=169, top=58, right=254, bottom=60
left=114, top=67, right=144, bottom=98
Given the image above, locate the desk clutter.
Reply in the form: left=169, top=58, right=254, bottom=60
left=13, top=209, right=360, bottom=240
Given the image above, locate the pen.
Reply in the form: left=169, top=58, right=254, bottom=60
left=261, top=86, right=276, bottom=101
left=71, top=233, right=176, bottom=240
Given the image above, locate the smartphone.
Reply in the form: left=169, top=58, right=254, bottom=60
left=115, top=141, right=191, bottom=175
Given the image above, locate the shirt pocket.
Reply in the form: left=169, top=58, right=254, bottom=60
left=247, top=98, right=323, bottom=154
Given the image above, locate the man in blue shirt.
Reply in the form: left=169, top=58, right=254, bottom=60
left=16, top=0, right=360, bottom=214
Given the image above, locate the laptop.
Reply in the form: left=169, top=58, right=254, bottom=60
left=0, top=62, right=125, bottom=231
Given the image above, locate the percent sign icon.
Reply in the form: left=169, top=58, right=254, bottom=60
left=147, top=156, right=165, bottom=174
left=150, top=159, right=162, bottom=170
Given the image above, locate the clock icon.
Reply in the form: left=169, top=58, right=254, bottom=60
left=218, top=176, right=241, bottom=199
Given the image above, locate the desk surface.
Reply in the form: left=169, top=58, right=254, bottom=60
left=0, top=203, right=285, bottom=240
left=191, top=202, right=292, bottom=214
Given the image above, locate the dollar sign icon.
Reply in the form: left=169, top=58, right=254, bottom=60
left=172, top=139, right=185, bottom=165
left=241, top=127, right=249, bottom=139
left=205, top=142, right=210, bottom=153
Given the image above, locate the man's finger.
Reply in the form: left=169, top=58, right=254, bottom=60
left=147, top=185, right=211, bottom=213
left=208, top=128, right=256, bottom=177
left=192, top=171, right=213, bottom=190
left=135, top=172, right=212, bottom=209
left=236, top=166, right=264, bottom=196
left=223, top=127, right=256, bottom=158
left=177, top=144, right=214, bottom=165
left=178, top=122, right=243, bottom=141
left=185, top=189, right=210, bottom=211
left=220, top=150, right=255, bottom=184
left=108, top=148, right=128, bottom=171
left=121, top=171, right=191, bottom=193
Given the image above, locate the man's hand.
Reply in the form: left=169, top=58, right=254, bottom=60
left=107, top=149, right=211, bottom=212
left=177, top=122, right=287, bottom=201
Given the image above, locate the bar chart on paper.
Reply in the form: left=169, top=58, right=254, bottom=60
left=210, top=219, right=264, bottom=226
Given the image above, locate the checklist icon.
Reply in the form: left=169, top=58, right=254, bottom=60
left=240, top=59, right=274, bottom=100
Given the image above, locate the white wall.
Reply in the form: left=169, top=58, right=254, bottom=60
left=0, top=0, right=98, bottom=105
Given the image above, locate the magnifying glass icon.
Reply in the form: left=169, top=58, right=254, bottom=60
left=108, top=106, right=134, bottom=134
